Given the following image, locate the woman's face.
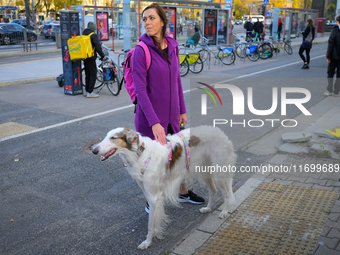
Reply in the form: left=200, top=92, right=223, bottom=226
left=143, top=8, right=164, bottom=38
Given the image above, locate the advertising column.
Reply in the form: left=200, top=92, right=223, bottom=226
left=204, top=9, right=217, bottom=45
left=60, top=10, right=83, bottom=96
left=163, top=7, right=176, bottom=39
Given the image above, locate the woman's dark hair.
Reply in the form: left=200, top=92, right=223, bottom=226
left=142, top=3, right=171, bottom=64
left=336, top=16, right=340, bottom=23
left=307, top=18, right=314, bottom=28
left=194, top=27, right=199, bottom=32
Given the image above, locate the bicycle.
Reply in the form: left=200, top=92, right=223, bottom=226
left=82, top=44, right=124, bottom=96
left=180, top=43, right=204, bottom=74
left=179, top=54, right=189, bottom=77
left=263, top=35, right=293, bottom=56
left=198, top=36, right=235, bottom=65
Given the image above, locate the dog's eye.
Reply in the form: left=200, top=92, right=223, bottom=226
left=111, top=137, right=116, bottom=140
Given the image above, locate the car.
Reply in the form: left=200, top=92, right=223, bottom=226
left=39, top=21, right=59, bottom=35
left=235, top=20, right=242, bottom=25
left=42, top=22, right=59, bottom=38
left=50, top=24, right=60, bottom=41
left=11, top=19, right=35, bottom=29
left=45, top=23, right=59, bottom=39
left=0, top=23, right=37, bottom=45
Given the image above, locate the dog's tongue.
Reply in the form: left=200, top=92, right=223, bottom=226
left=101, top=149, right=116, bottom=161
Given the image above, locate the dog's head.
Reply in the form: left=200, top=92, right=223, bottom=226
left=92, top=127, right=139, bottom=161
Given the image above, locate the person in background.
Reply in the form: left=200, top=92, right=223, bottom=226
left=82, top=21, right=106, bottom=98
left=132, top=3, right=205, bottom=213
left=191, top=27, right=201, bottom=45
left=253, top=18, right=264, bottom=40
left=299, top=18, right=315, bottom=70
left=277, top=18, right=283, bottom=40
left=325, top=15, right=340, bottom=96
left=244, top=18, right=254, bottom=41
left=269, top=20, right=273, bottom=36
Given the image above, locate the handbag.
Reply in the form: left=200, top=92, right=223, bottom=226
left=305, top=26, right=313, bottom=44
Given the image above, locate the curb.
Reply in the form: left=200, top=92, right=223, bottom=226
left=0, top=76, right=56, bottom=88
left=0, top=49, right=61, bottom=59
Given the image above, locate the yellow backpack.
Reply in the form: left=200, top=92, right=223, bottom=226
left=67, top=32, right=94, bottom=61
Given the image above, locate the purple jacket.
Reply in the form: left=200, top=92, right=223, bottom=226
left=132, top=33, right=186, bottom=139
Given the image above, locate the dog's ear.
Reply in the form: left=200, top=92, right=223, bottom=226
left=125, top=129, right=139, bottom=144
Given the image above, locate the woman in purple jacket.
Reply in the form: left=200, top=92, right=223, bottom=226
left=132, top=3, right=204, bottom=209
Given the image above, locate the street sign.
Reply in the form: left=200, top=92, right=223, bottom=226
left=117, top=1, right=121, bottom=4
left=266, top=12, right=273, bottom=16
left=264, top=0, right=269, bottom=5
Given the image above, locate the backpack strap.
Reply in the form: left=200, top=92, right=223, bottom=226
left=137, top=41, right=151, bottom=72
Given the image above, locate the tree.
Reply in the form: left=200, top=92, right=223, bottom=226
left=54, top=0, right=82, bottom=12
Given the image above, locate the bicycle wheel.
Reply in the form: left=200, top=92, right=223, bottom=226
left=258, top=44, right=273, bottom=59
left=81, top=67, right=103, bottom=89
left=284, top=43, right=293, bottom=55
left=189, top=57, right=204, bottom=74
left=220, top=50, right=236, bottom=65
left=180, top=59, right=189, bottom=77
left=235, top=44, right=246, bottom=59
left=198, top=49, right=208, bottom=62
left=247, top=48, right=260, bottom=62
left=107, top=64, right=124, bottom=96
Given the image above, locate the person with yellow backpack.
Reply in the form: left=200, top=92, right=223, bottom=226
left=83, top=22, right=107, bottom=98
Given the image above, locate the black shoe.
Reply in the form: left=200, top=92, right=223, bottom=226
left=178, top=190, right=205, bottom=204
left=302, top=64, right=308, bottom=69
left=145, top=202, right=150, bottom=214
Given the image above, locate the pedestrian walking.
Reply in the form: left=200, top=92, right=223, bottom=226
left=83, top=22, right=107, bottom=98
left=132, top=3, right=205, bottom=212
left=325, top=15, right=340, bottom=96
left=244, top=18, right=254, bottom=41
left=299, top=18, right=315, bottom=70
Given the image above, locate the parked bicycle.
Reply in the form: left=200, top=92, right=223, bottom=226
left=81, top=44, right=124, bottom=96
left=181, top=43, right=204, bottom=74
left=198, top=36, right=235, bottom=65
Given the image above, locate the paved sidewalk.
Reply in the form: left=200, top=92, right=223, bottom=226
left=170, top=96, right=340, bottom=255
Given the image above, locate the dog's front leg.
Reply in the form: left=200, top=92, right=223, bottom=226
left=137, top=199, right=156, bottom=249
left=199, top=178, right=216, bottom=214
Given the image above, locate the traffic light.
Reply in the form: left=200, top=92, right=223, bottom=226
left=233, top=11, right=235, bottom=16
left=261, top=5, right=266, bottom=16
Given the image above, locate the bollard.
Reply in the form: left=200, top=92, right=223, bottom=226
left=23, top=29, right=28, bottom=52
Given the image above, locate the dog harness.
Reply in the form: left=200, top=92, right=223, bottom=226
left=176, top=133, right=190, bottom=171
left=139, top=134, right=190, bottom=180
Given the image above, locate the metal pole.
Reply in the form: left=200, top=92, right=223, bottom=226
left=24, top=0, right=31, bottom=30
left=32, top=0, right=36, bottom=29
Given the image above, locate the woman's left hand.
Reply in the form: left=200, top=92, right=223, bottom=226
left=179, top=113, right=187, bottom=126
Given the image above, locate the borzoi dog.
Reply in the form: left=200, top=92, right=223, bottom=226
left=92, top=126, right=236, bottom=249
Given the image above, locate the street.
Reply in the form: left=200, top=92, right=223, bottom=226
left=0, top=42, right=333, bottom=254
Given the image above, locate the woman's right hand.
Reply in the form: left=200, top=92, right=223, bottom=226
left=327, top=59, right=331, bottom=64
left=152, top=123, right=166, bottom=145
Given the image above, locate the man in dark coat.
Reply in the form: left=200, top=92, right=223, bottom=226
left=244, top=18, right=254, bottom=40
left=326, top=15, right=340, bottom=96
left=83, top=21, right=106, bottom=98
left=253, top=18, right=264, bottom=39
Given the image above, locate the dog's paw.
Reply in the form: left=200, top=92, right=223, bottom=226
left=219, top=211, right=229, bottom=219
left=199, top=207, right=211, bottom=214
left=137, top=240, right=152, bottom=250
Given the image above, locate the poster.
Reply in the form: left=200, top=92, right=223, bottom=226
left=163, top=7, right=176, bottom=39
left=96, top=11, right=109, bottom=41
left=204, top=9, right=217, bottom=45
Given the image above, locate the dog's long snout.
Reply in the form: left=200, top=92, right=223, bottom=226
left=92, top=146, right=99, bottom=155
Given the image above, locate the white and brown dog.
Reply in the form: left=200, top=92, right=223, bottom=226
left=92, top=125, right=236, bottom=249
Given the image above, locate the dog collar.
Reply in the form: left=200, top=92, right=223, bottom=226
left=140, top=154, right=151, bottom=175
left=176, top=133, right=190, bottom=171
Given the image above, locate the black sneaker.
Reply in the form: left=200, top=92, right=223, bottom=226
left=178, top=190, right=205, bottom=204
left=145, top=202, right=150, bottom=214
